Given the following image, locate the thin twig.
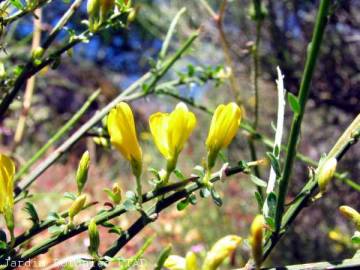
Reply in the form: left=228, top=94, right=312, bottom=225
left=14, top=90, right=100, bottom=184
left=274, top=0, right=331, bottom=232
left=13, top=8, right=42, bottom=150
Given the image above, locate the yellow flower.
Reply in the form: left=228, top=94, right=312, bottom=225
left=149, top=102, right=196, bottom=171
left=0, top=154, right=15, bottom=213
left=0, top=154, right=15, bottom=233
left=250, top=215, right=265, bottom=269
left=108, top=102, right=142, bottom=177
left=206, top=102, right=242, bottom=169
left=202, top=235, right=242, bottom=270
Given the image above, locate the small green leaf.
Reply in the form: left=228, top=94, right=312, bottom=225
left=48, top=225, right=63, bottom=236
left=0, top=240, right=7, bottom=250
left=63, top=192, right=77, bottom=201
left=154, top=245, right=172, bottom=270
left=10, top=0, right=24, bottom=9
left=23, top=202, right=40, bottom=225
left=250, top=175, right=267, bottom=188
left=173, top=169, right=185, bottom=180
left=177, top=199, right=189, bottom=211
left=266, top=152, right=281, bottom=177
left=265, top=217, right=275, bottom=231
left=210, top=188, right=223, bottom=207
left=254, top=191, right=264, bottom=209
left=266, top=192, right=277, bottom=218
left=351, top=231, right=360, bottom=244
left=287, top=92, right=300, bottom=115
left=188, top=194, right=197, bottom=205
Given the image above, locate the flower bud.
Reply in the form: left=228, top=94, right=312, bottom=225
left=206, top=103, right=242, bottom=169
left=164, top=255, right=185, bottom=270
left=32, top=46, right=44, bottom=60
left=111, top=183, right=122, bottom=204
left=88, top=218, right=100, bottom=257
left=69, top=194, right=87, bottom=222
left=108, top=102, right=143, bottom=177
left=76, top=151, right=91, bottom=194
left=0, top=62, right=6, bottom=78
left=185, top=251, right=198, bottom=270
left=317, top=157, right=337, bottom=194
left=100, top=0, right=115, bottom=23
left=250, top=215, right=265, bottom=269
left=202, top=235, right=242, bottom=270
left=87, top=0, right=101, bottom=32
left=339, top=205, right=360, bottom=230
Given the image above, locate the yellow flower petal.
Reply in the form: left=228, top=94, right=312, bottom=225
left=107, top=102, right=142, bottom=164
left=202, top=235, right=242, bottom=270
left=205, top=102, right=241, bottom=168
left=0, top=154, right=15, bottom=214
left=149, top=102, right=196, bottom=164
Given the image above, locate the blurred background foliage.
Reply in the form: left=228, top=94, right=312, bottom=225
left=0, top=0, right=359, bottom=268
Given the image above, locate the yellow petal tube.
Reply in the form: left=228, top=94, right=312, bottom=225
left=202, top=235, right=242, bottom=270
left=206, top=102, right=242, bottom=169
left=0, top=154, right=16, bottom=241
left=149, top=102, right=196, bottom=170
left=250, top=215, right=265, bottom=270
left=0, top=154, right=15, bottom=214
left=185, top=251, right=199, bottom=270
left=108, top=102, right=142, bottom=176
left=339, top=205, right=360, bottom=230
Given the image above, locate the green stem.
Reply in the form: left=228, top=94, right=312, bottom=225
left=263, top=114, right=360, bottom=261
left=274, top=0, right=331, bottom=232
left=14, top=90, right=100, bottom=183
left=2, top=0, right=50, bottom=26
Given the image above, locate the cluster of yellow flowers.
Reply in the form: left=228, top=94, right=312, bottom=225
left=107, top=101, right=242, bottom=202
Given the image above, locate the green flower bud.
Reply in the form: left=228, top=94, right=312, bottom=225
left=317, top=157, right=337, bottom=194
left=111, top=183, right=122, bottom=204
left=32, top=46, right=44, bottom=60
left=76, top=151, right=91, bottom=194
left=88, top=218, right=100, bottom=257
left=69, top=194, right=87, bottom=222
